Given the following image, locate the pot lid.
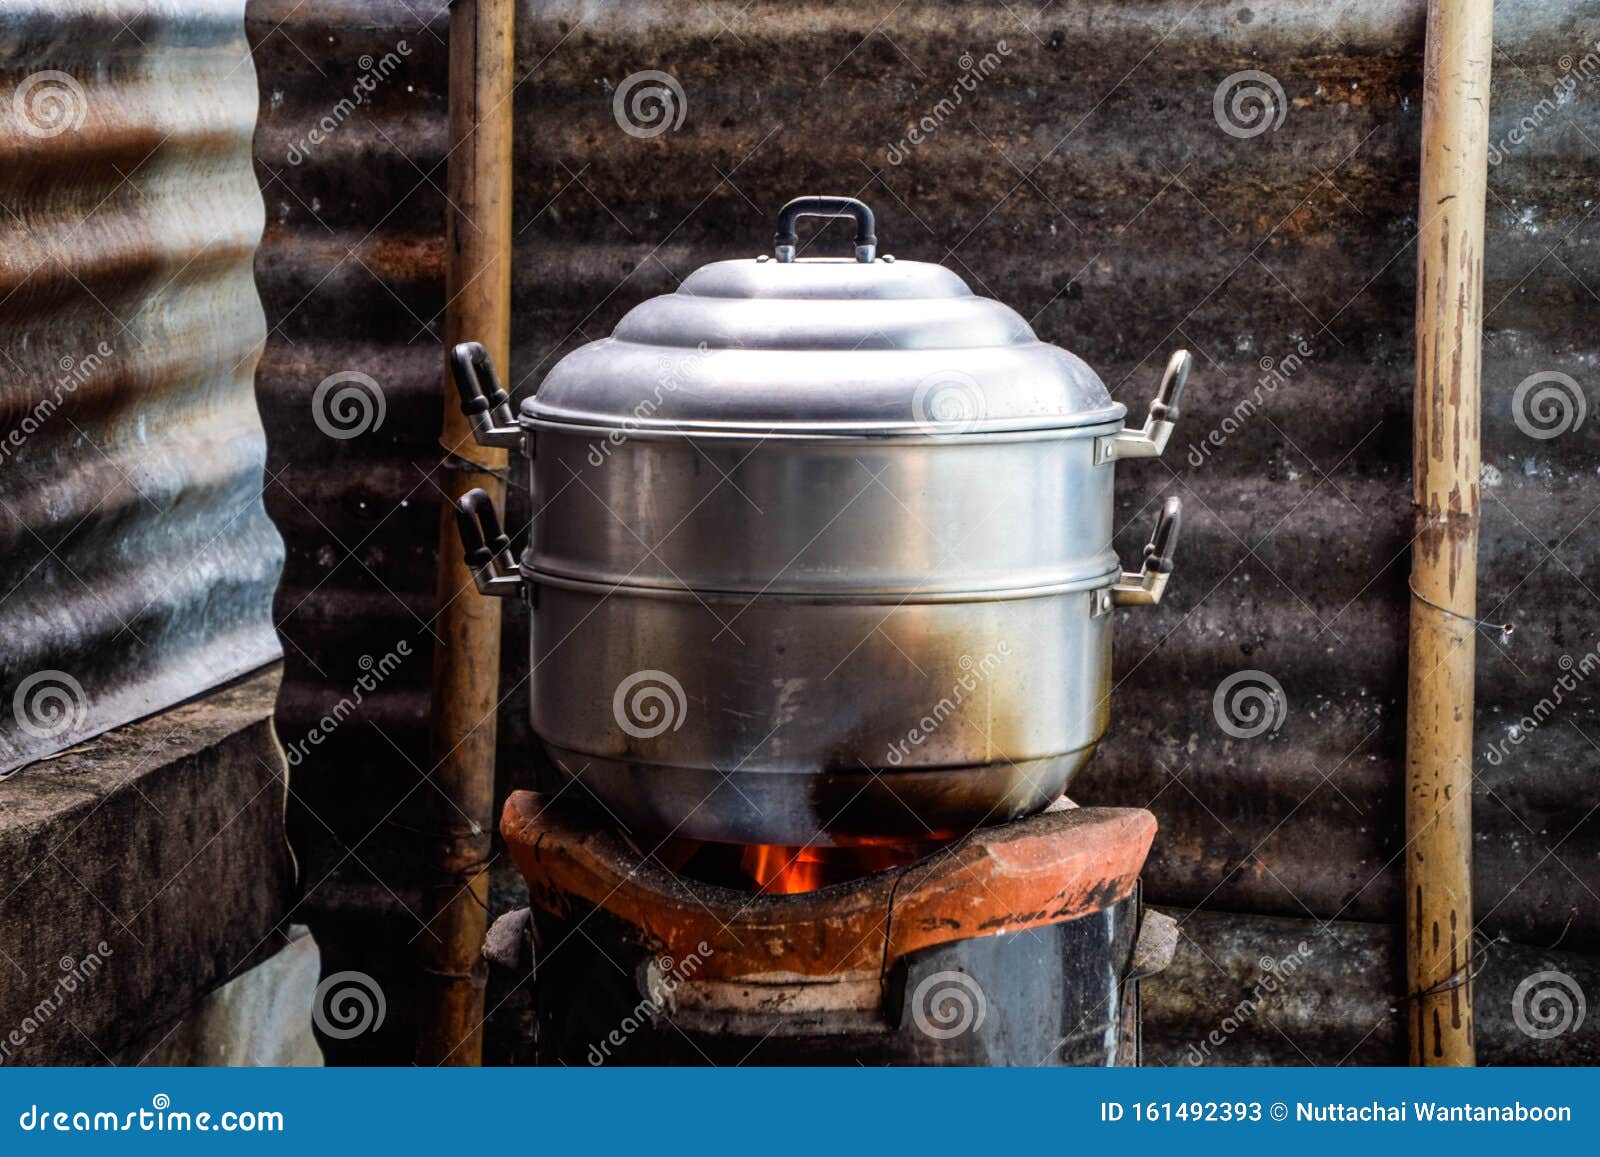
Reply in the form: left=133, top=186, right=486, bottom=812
left=526, top=196, right=1124, bottom=435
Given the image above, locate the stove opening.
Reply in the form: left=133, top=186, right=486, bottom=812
left=656, top=837, right=950, bottom=895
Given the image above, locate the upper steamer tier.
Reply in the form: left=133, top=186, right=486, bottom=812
left=516, top=195, right=1130, bottom=597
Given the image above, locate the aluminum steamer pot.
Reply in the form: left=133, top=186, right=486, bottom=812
left=451, top=195, right=1189, bottom=846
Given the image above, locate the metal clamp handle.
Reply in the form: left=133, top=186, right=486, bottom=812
left=449, top=342, right=521, bottom=450
left=1113, top=496, right=1182, bottom=607
left=1096, top=349, right=1191, bottom=463
left=773, top=196, right=877, bottom=263
left=455, top=487, right=523, bottom=598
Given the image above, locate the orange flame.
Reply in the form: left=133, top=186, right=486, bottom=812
left=737, top=843, right=926, bottom=895
left=657, top=835, right=948, bottom=895
left=740, top=845, right=827, bottom=895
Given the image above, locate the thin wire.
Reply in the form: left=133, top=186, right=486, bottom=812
left=1409, top=580, right=1513, bottom=642
left=438, top=444, right=511, bottom=480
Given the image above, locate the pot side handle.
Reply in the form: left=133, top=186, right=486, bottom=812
left=456, top=487, right=524, bottom=599
left=450, top=341, right=522, bottom=450
left=1095, top=349, right=1190, bottom=464
left=1112, top=496, right=1182, bottom=607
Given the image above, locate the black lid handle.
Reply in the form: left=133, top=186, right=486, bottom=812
left=774, top=196, right=877, bottom=263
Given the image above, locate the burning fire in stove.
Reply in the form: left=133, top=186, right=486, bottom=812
left=656, top=835, right=949, bottom=895
left=737, top=842, right=930, bottom=895
left=740, top=845, right=828, bottom=895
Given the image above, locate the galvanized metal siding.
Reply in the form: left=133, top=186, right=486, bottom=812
left=248, top=0, right=452, bottom=944
left=0, top=0, right=282, bottom=773
left=250, top=0, right=1600, bottom=1064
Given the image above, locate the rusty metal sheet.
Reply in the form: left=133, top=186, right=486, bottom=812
left=248, top=0, right=1600, bottom=1063
left=1143, top=907, right=1600, bottom=1066
left=0, top=0, right=282, bottom=774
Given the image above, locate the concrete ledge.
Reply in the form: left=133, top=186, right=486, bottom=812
left=0, top=665, right=293, bottom=1065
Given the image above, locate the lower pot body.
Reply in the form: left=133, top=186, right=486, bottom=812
left=528, top=578, right=1112, bottom=845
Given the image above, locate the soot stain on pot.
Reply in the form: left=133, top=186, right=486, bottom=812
left=798, top=623, right=1040, bottom=842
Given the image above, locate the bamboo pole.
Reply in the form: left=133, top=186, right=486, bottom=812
left=416, top=0, right=515, bottom=1067
left=1405, top=0, right=1491, bottom=1067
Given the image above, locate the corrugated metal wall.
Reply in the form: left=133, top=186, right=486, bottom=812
left=249, top=0, right=1600, bottom=1064
left=0, top=0, right=282, bottom=773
